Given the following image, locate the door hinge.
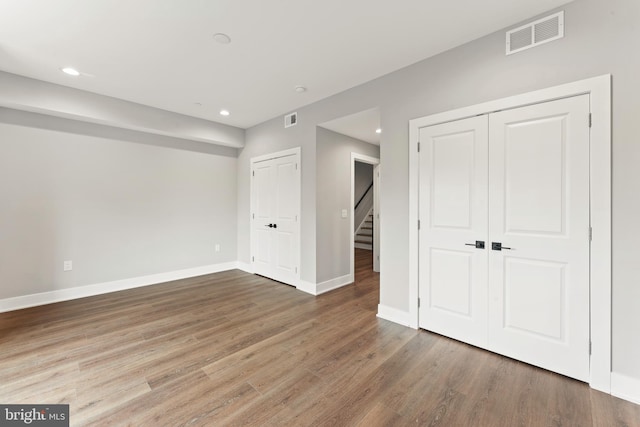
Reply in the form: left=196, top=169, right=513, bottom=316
left=589, top=341, right=592, bottom=355
left=589, top=227, right=593, bottom=242
left=418, top=298, right=421, bottom=308
left=295, top=266, right=298, bottom=273
left=418, top=220, right=421, bottom=230
left=252, top=256, right=255, bottom=262
left=296, top=163, right=298, bottom=170
left=589, top=113, right=592, bottom=128
left=417, top=142, right=421, bottom=152
left=252, top=170, right=255, bottom=177
left=252, top=213, right=255, bottom=219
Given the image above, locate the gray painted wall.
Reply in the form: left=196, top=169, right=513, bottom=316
left=0, top=110, right=237, bottom=300
left=241, top=0, right=640, bottom=380
left=354, top=161, right=374, bottom=229
left=316, top=128, right=379, bottom=283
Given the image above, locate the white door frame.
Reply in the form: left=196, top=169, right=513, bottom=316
left=409, top=75, right=612, bottom=393
left=351, top=153, right=380, bottom=279
left=250, top=147, right=301, bottom=287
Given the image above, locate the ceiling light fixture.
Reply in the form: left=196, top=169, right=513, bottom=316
left=61, top=67, right=80, bottom=76
left=220, top=109, right=230, bottom=116
left=376, top=128, right=382, bottom=134
left=294, top=86, right=307, bottom=93
left=213, top=33, right=231, bottom=44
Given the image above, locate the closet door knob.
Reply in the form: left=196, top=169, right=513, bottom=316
left=464, top=241, right=485, bottom=249
left=491, top=242, right=512, bottom=251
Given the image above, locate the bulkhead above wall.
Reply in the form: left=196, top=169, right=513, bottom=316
left=0, top=71, right=245, bottom=149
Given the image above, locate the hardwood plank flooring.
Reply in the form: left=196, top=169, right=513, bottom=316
left=1, top=249, right=638, bottom=426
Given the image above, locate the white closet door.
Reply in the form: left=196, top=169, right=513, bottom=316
left=419, top=116, right=489, bottom=349
left=488, top=95, right=590, bottom=381
left=252, top=153, right=300, bottom=285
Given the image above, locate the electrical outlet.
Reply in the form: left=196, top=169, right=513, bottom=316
left=215, top=244, right=220, bottom=252
left=63, top=260, right=73, bottom=271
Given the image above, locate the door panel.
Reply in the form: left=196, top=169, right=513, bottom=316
left=488, top=95, right=590, bottom=381
left=419, top=115, right=489, bottom=349
left=503, top=258, right=566, bottom=340
left=504, top=115, right=566, bottom=235
left=430, top=249, right=473, bottom=317
left=432, top=133, right=474, bottom=229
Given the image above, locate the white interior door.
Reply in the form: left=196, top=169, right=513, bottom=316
left=418, top=116, right=489, bottom=349
left=418, top=95, right=591, bottom=381
left=488, top=95, right=590, bottom=381
left=251, top=152, right=300, bottom=286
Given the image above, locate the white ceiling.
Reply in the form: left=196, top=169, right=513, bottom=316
left=0, top=0, right=572, bottom=129
left=319, top=108, right=380, bottom=145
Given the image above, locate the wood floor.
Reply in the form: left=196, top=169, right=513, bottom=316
left=1, top=249, right=638, bottom=426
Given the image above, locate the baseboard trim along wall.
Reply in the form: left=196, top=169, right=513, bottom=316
left=377, top=304, right=412, bottom=327
left=316, top=274, right=353, bottom=295
left=611, top=372, right=640, bottom=405
left=236, top=262, right=254, bottom=274
left=296, top=280, right=317, bottom=295
left=0, top=262, right=239, bottom=313
left=296, top=274, right=353, bottom=296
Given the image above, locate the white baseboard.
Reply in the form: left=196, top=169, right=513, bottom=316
left=316, top=274, right=353, bottom=295
left=377, top=304, right=412, bottom=327
left=236, top=261, right=254, bottom=274
left=0, top=262, right=238, bottom=313
left=611, top=372, right=640, bottom=405
left=296, top=279, right=317, bottom=295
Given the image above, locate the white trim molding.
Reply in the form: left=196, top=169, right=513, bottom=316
left=316, top=274, right=353, bottom=295
left=377, top=304, right=411, bottom=327
left=611, top=372, right=640, bottom=405
left=409, top=75, right=612, bottom=394
left=295, top=274, right=354, bottom=296
left=236, top=262, right=254, bottom=274
left=0, top=262, right=239, bottom=313
left=296, top=280, right=317, bottom=295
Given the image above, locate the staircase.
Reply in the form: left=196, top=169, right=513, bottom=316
left=354, top=210, right=373, bottom=251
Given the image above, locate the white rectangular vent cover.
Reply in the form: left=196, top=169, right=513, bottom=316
left=506, top=11, right=564, bottom=55
left=284, top=112, right=298, bottom=128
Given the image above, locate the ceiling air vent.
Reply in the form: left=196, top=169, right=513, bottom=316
left=284, top=112, right=298, bottom=128
left=506, top=11, right=564, bottom=55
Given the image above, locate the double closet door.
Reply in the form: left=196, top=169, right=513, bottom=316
left=251, top=153, right=300, bottom=286
left=418, top=95, right=590, bottom=381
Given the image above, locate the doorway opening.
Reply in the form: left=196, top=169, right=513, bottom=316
left=351, top=154, right=380, bottom=278
left=316, top=107, right=381, bottom=293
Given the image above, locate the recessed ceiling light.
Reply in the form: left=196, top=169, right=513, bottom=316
left=213, top=33, right=231, bottom=44
left=294, top=86, right=307, bottom=93
left=220, top=109, right=230, bottom=116
left=376, top=128, right=382, bottom=134
left=61, top=67, right=80, bottom=76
